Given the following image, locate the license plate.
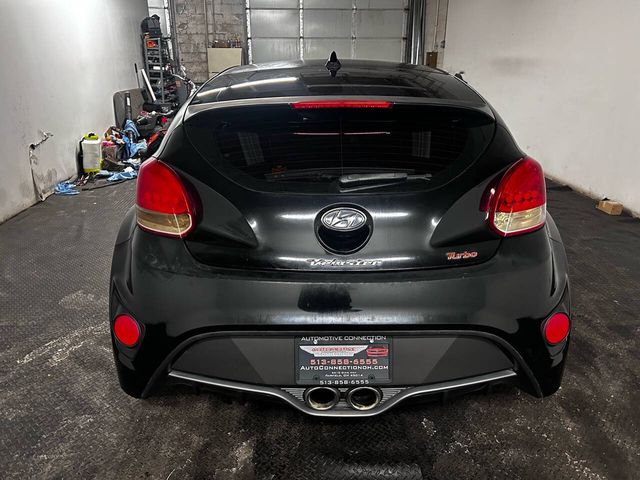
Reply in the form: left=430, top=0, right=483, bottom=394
left=295, top=335, right=391, bottom=386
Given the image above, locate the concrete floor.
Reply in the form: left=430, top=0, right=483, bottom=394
left=1, top=180, right=639, bottom=479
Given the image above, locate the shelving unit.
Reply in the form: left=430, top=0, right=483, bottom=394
left=142, top=35, right=177, bottom=105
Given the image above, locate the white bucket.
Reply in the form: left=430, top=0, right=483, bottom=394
left=82, top=137, right=102, bottom=173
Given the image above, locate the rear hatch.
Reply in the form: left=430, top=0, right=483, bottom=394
left=174, top=101, right=504, bottom=271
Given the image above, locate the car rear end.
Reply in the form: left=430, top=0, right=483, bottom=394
left=109, top=61, right=570, bottom=416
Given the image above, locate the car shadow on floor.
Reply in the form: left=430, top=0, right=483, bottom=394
left=145, top=382, right=522, bottom=480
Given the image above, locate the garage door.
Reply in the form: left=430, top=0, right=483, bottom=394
left=246, top=0, right=409, bottom=63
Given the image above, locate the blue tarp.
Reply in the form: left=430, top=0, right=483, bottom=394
left=122, top=135, right=147, bottom=159
left=106, top=167, right=137, bottom=182
left=122, top=119, right=147, bottom=159
left=54, top=182, right=79, bottom=195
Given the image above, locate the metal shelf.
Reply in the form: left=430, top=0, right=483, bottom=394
left=142, top=36, right=173, bottom=103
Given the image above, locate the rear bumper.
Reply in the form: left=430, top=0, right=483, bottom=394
left=109, top=210, right=570, bottom=413
left=140, top=328, right=538, bottom=416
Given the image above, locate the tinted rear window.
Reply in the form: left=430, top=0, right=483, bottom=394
left=193, top=68, right=487, bottom=105
left=185, top=104, right=494, bottom=193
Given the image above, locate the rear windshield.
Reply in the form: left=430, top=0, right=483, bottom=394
left=184, top=104, right=495, bottom=193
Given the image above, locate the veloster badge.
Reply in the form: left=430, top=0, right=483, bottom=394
left=321, top=207, right=367, bottom=231
left=307, top=258, right=383, bottom=267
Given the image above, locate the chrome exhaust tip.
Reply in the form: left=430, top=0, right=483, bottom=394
left=304, top=386, right=340, bottom=411
left=346, top=386, right=382, bottom=411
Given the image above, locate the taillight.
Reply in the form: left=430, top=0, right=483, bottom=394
left=291, top=100, right=392, bottom=109
left=136, top=159, right=196, bottom=237
left=487, top=157, right=546, bottom=236
left=543, top=312, right=570, bottom=345
left=113, top=314, right=141, bottom=347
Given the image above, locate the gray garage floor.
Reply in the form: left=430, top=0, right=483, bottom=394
left=1, top=180, right=639, bottom=479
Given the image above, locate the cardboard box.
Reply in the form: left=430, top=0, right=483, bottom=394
left=597, top=200, right=623, bottom=215
left=207, top=48, right=242, bottom=77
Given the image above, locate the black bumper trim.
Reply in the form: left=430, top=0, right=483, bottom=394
left=168, top=369, right=518, bottom=417
left=140, top=329, right=543, bottom=398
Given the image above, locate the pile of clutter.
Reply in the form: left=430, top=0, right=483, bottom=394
left=55, top=112, right=169, bottom=196
left=55, top=13, right=194, bottom=196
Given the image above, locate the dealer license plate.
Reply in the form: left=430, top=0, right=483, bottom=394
left=295, top=335, right=391, bottom=386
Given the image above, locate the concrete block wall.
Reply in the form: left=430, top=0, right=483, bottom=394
left=214, top=0, right=245, bottom=42
left=174, top=0, right=245, bottom=84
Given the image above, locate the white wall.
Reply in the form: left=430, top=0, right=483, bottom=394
left=0, top=0, right=148, bottom=223
left=443, top=0, right=640, bottom=214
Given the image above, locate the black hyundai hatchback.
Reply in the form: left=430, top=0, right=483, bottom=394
left=109, top=58, right=570, bottom=416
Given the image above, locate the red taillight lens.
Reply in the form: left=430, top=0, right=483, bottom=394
left=291, top=100, right=392, bottom=109
left=113, top=314, right=141, bottom=347
left=136, top=159, right=196, bottom=237
left=543, top=312, right=570, bottom=345
left=488, top=157, right=546, bottom=236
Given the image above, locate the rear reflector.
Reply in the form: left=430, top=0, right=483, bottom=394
left=113, top=314, right=141, bottom=347
left=291, top=100, right=392, bottom=109
left=543, top=312, right=570, bottom=345
left=488, top=157, right=546, bottom=236
left=136, top=159, right=196, bottom=238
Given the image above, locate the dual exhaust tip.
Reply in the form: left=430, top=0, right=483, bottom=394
left=304, top=386, right=382, bottom=411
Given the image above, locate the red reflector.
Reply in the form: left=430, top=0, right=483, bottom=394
left=136, top=159, right=196, bottom=237
left=113, top=314, right=141, bottom=347
left=543, top=312, right=570, bottom=345
left=291, top=100, right=392, bottom=109
left=488, top=157, right=547, bottom=236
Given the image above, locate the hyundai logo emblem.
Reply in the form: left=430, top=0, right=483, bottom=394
left=320, top=207, right=367, bottom=232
